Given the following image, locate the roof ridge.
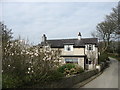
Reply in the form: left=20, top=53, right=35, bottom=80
left=47, top=38, right=97, bottom=41
left=47, top=38, right=77, bottom=41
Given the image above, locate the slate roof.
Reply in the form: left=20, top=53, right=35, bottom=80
left=40, top=38, right=98, bottom=48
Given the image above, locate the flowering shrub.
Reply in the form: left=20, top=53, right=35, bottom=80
left=2, top=39, right=62, bottom=88
left=57, top=63, right=75, bottom=73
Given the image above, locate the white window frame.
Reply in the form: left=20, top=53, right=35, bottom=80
left=65, top=58, right=78, bottom=63
left=64, top=45, right=73, bottom=51
left=87, top=44, right=93, bottom=51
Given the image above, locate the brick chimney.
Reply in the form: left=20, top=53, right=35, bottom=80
left=42, top=34, right=47, bottom=42
left=78, top=32, right=81, bottom=40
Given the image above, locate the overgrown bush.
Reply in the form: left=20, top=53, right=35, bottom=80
left=47, top=70, right=64, bottom=81
left=57, top=64, right=84, bottom=76
left=57, top=63, right=75, bottom=73
left=2, top=39, right=62, bottom=88
left=1, top=22, right=64, bottom=88
left=74, top=65, right=84, bottom=74
left=2, top=74, right=23, bottom=88
left=99, top=52, right=108, bottom=63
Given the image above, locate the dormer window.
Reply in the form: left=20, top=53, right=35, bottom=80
left=87, top=44, right=93, bottom=50
left=67, top=46, right=71, bottom=51
left=64, top=45, right=73, bottom=51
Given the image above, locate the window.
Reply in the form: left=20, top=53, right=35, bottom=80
left=65, top=58, right=78, bottom=64
left=87, top=45, right=93, bottom=50
left=86, top=59, right=92, bottom=64
left=89, top=61, right=92, bottom=64
left=64, top=45, right=73, bottom=51
left=86, top=59, right=88, bottom=64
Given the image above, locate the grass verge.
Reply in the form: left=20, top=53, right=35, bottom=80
left=108, top=53, right=120, bottom=61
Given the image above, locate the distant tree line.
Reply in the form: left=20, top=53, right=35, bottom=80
left=91, top=3, right=120, bottom=56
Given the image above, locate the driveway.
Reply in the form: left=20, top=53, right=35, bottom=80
left=82, top=58, right=118, bottom=88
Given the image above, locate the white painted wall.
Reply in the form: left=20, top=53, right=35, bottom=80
left=85, top=44, right=98, bottom=70
left=78, top=57, right=84, bottom=69
left=61, top=48, right=84, bottom=56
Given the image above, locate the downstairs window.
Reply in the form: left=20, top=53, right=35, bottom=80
left=65, top=58, right=78, bottom=64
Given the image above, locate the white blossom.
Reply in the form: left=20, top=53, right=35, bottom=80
left=22, top=50, right=25, bottom=52
left=26, top=51, right=29, bottom=54
left=31, top=55, right=34, bottom=57
left=31, top=70, right=34, bottom=73
left=7, top=41, right=10, bottom=43
left=21, top=52, right=23, bottom=54
left=43, top=57, right=46, bottom=61
left=7, top=44, right=9, bottom=47
left=15, top=42, right=18, bottom=44
left=34, top=53, right=38, bottom=56
left=8, top=65, right=10, bottom=67
left=17, top=53, right=19, bottom=55
left=54, top=60, right=58, bottom=62
left=27, top=71, right=30, bottom=74
left=28, top=68, right=31, bottom=71
left=31, top=52, right=34, bottom=55
left=11, top=53, right=14, bottom=56
left=35, top=49, right=38, bottom=53
left=15, top=51, right=17, bottom=53
left=47, top=58, right=51, bottom=61
left=59, top=60, right=61, bottom=62
left=10, top=43, right=13, bottom=46
left=19, top=40, right=23, bottom=42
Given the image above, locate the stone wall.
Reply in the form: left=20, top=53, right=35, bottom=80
left=46, top=69, right=99, bottom=88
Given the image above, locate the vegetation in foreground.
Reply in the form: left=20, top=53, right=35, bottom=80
left=1, top=22, right=64, bottom=88
left=1, top=22, right=84, bottom=88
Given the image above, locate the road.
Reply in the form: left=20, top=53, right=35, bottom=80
left=82, top=58, right=118, bottom=88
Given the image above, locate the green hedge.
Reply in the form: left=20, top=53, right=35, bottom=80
left=2, top=69, right=64, bottom=88
left=2, top=74, right=23, bottom=88
left=47, top=70, right=64, bottom=81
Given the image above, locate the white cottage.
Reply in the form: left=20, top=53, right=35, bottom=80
left=40, top=32, right=98, bottom=70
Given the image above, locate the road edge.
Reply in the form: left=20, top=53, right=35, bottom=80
left=72, top=71, right=103, bottom=88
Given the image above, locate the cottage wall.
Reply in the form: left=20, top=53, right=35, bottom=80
left=78, top=57, right=84, bottom=69
left=61, top=48, right=84, bottom=55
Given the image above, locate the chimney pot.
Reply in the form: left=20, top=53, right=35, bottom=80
left=42, top=34, right=47, bottom=42
left=78, top=32, right=81, bottom=40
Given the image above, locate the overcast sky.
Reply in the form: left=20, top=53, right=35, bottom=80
left=1, top=2, right=118, bottom=45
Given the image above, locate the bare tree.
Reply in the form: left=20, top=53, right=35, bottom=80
left=96, top=21, right=116, bottom=52
left=92, top=6, right=119, bottom=53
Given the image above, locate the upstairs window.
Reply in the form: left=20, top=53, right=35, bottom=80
left=64, top=45, right=73, bottom=51
left=87, top=45, right=93, bottom=50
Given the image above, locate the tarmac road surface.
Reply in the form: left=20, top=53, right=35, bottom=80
left=82, top=58, right=118, bottom=88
